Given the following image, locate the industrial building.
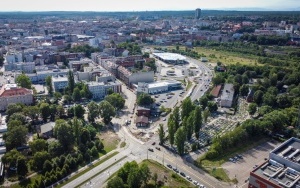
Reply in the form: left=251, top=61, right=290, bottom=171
left=136, top=80, right=182, bottom=95
left=152, top=53, right=188, bottom=64
left=249, top=137, right=300, bottom=188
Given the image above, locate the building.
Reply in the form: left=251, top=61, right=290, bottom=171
left=69, top=59, right=93, bottom=71
left=15, top=69, right=69, bottom=84
left=87, top=81, right=122, bottom=100
left=135, top=115, right=149, bottom=127
left=0, top=84, right=33, bottom=111
left=4, top=62, right=35, bottom=73
left=153, top=53, right=187, bottom=64
left=136, top=106, right=151, bottom=117
left=137, top=80, right=182, bottom=95
left=220, top=84, right=235, bottom=108
left=52, top=75, right=68, bottom=92
left=210, top=85, right=222, bottom=98
left=195, top=8, right=201, bottom=19
left=249, top=137, right=300, bottom=188
left=39, top=122, right=55, bottom=138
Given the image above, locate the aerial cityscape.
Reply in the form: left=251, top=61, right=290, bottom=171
left=0, top=1, right=299, bottom=188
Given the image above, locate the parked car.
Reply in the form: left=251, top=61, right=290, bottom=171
left=167, top=164, right=172, bottom=168
left=186, top=176, right=192, bottom=181
left=155, top=147, right=161, bottom=151
left=180, top=172, right=186, bottom=177
left=152, top=142, right=156, bottom=145
left=148, top=148, right=154, bottom=152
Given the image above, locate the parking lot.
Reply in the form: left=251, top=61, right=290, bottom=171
left=221, top=140, right=281, bottom=187
left=153, top=88, right=185, bottom=109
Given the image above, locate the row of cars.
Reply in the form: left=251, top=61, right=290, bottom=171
left=166, top=164, right=206, bottom=188
left=229, top=154, right=243, bottom=163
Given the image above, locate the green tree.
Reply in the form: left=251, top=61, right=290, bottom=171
left=253, top=90, right=264, bottom=105
left=45, top=76, right=53, bottom=96
left=73, top=87, right=81, bottom=102
left=139, top=163, right=151, bottom=185
left=127, top=168, right=142, bottom=188
left=49, top=104, right=57, bottom=121
left=82, top=84, right=93, bottom=99
left=29, top=139, right=48, bottom=154
left=168, top=120, right=175, bottom=145
left=4, top=124, right=28, bottom=150
left=99, top=101, right=116, bottom=124
left=87, top=101, right=99, bottom=123
left=212, top=74, right=225, bottom=86
left=172, top=107, right=181, bottom=130
left=40, top=103, right=50, bottom=122
left=183, top=116, right=193, bottom=140
left=16, top=74, right=32, bottom=89
left=248, top=103, right=258, bottom=115
left=9, top=113, right=26, bottom=125
left=203, top=109, right=210, bottom=123
left=199, top=95, right=209, bottom=109
left=68, top=70, right=75, bottom=94
left=207, top=101, right=218, bottom=113
left=74, top=104, right=85, bottom=119
left=137, top=93, right=154, bottom=106
left=23, top=106, right=40, bottom=122
left=105, top=93, right=125, bottom=110
left=193, top=106, right=202, bottom=139
left=107, top=177, right=124, bottom=188
left=6, top=103, right=23, bottom=121
left=32, top=151, right=51, bottom=171
left=175, top=127, right=186, bottom=155
left=2, top=149, right=23, bottom=167
left=158, top=124, right=165, bottom=145
left=239, top=84, right=249, bottom=96
left=262, top=93, right=276, bottom=107
left=54, top=119, right=75, bottom=151
left=72, top=118, right=82, bottom=145
left=181, top=97, right=194, bottom=120
left=56, top=105, right=65, bottom=118
left=16, top=156, right=28, bottom=177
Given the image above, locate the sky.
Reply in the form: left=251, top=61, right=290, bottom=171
left=0, top=0, right=299, bottom=11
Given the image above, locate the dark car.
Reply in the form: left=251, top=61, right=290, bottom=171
left=156, top=147, right=161, bottom=150
left=152, top=142, right=156, bottom=145
left=180, top=172, right=186, bottom=177
left=148, top=148, right=154, bottom=152
left=167, top=164, right=172, bottom=168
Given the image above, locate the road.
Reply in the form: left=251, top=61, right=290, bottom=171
left=63, top=55, right=232, bottom=188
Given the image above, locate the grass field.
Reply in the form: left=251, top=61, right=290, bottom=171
left=195, top=138, right=269, bottom=183
left=99, top=130, right=120, bottom=154
left=193, top=47, right=258, bottom=66
left=141, top=160, right=194, bottom=188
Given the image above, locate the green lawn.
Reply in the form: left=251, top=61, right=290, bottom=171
left=195, top=138, right=269, bottom=183
left=186, top=80, right=193, bottom=91
left=120, top=142, right=126, bottom=148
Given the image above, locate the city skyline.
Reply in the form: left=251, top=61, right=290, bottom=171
left=0, top=0, right=299, bottom=11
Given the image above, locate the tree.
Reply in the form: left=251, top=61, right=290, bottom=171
left=87, top=101, right=99, bottom=123
left=168, top=120, right=175, bottom=145
left=56, top=105, right=65, bottom=118
left=29, top=139, right=48, bottom=154
left=73, top=87, right=81, bottom=102
left=16, top=74, right=32, bottom=89
left=54, top=92, right=62, bottom=100
left=199, top=95, right=209, bottom=110
left=105, top=93, right=125, bottom=110
left=193, top=106, right=202, bottom=139
left=17, top=156, right=28, bottom=177
left=139, top=163, right=151, bottom=185
left=82, top=84, right=93, bottom=99
left=2, top=149, right=23, bottom=167
left=6, top=103, right=23, bottom=121
left=248, top=103, right=258, bottom=115
left=239, top=84, right=249, bottom=96
left=207, top=101, right=218, bottom=113
left=40, top=103, right=50, bottom=122
left=54, top=119, right=75, bottom=151
left=212, top=74, right=225, bottom=86
left=172, top=107, right=180, bottom=130
left=4, top=125, right=28, bottom=150
left=181, top=97, right=194, bottom=120
left=152, top=172, right=158, bottom=187
left=175, top=127, right=186, bottom=155
left=74, top=104, right=85, bottom=119
left=45, top=76, right=53, bottom=96
left=137, top=93, right=154, bottom=106
left=9, top=113, right=26, bottom=125
left=107, top=176, right=124, bottom=188
left=32, top=151, right=51, bottom=171
left=183, top=116, right=193, bottom=141
left=49, top=104, right=57, bottom=121
left=262, top=93, right=276, bottom=107
left=127, top=168, right=142, bottom=188
left=253, top=90, right=264, bottom=105
left=203, top=109, right=210, bottom=123
left=72, top=118, right=82, bottom=145
left=23, top=106, right=40, bottom=122
left=158, top=124, right=165, bottom=145
left=68, top=70, right=75, bottom=94
left=98, top=101, right=116, bottom=124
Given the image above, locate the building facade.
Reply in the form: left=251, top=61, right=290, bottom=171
left=87, top=81, right=122, bottom=99
left=0, top=84, right=33, bottom=111
left=220, top=84, right=235, bottom=108
left=52, top=76, right=68, bottom=92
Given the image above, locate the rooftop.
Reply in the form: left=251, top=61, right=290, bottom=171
left=220, top=83, right=234, bottom=101
left=153, top=52, right=186, bottom=61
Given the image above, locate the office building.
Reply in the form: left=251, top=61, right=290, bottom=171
left=220, top=84, right=235, bottom=108
left=195, top=8, right=201, bottom=19
left=87, top=81, right=122, bottom=99
left=52, top=76, right=68, bottom=92
left=249, top=137, right=300, bottom=188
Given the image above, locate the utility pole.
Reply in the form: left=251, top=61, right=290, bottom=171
left=163, top=152, right=164, bottom=166
left=147, top=149, right=148, bottom=160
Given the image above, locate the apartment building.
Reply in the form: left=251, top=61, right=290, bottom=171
left=0, top=84, right=33, bottom=111
left=52, top=75, right=68, bottom=92
left=87, top=81, right=122, bottom=99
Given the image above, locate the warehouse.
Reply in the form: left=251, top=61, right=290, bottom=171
left=137, top=80, right=182, bottom=95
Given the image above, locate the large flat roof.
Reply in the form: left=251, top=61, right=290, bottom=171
left=153, top=52, right=186, bottom=61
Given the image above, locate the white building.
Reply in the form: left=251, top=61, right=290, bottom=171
left=87, top=81, right=122, bottom=99
left=15, top=69, right=69, bottom=84
left=4, top=52, right=23, bottom=63
left=137, top=80, right=182, bottom=95
left=0, top=84, right=33, bottom=111
left=52, top=76, right=69, bottom=92
left=220, top=84, right=235, bottom=108
left=4, top=62, right=35, bottom=73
